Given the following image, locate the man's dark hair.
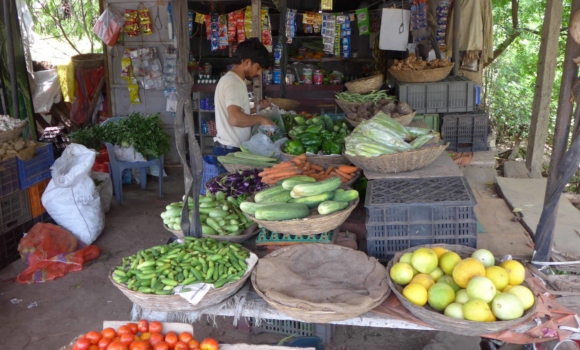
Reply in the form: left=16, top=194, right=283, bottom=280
left=231, top=38, right=270, bottom=70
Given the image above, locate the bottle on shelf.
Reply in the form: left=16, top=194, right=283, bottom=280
left=274, top=44, right=282, bottom=67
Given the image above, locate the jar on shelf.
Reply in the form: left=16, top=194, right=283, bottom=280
left=273, top=68, right=281, bottom=85
left=313, top=69, right=323, bottom=85
left=286, top=69, right=295, bottom=84
left=302, top=65, right=313, bottom=85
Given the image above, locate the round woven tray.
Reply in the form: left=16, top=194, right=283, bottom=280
left=252, top=244, right=391, bottom=323
left=223, top=164, right=265, bottom=172
left=389, top=65, right=454, bottom=83
left=109, top=250, right=256, bottom=312
left=71, top=53, right=104, bottom=69
left=0, top=121, right=27, bottom=142
left=243, top=188, right=359, bottom=235
left=344, top=143, right=447, bottom=174
left=270, top=98, right=301, bottom=111
left=345, top=74, right=384, bottom=94
left=345, top=111, right=416, bottom=128
left=386, top=244, right=537, bottom=336
left=164, top=223, right=260, bottom=243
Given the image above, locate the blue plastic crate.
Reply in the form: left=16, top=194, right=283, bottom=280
left=17, top=143, right=55, bottom=189
left=200, top=155, right=219, bottom=194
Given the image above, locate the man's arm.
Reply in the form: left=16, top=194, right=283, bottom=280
left=227, top=105, right=274, bottom=127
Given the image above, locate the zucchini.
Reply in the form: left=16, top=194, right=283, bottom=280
left=240, top=201, right=287, bottom=215
left=288, top=191, right=334, bottom=208
left=232, top=152, right=277, bottom=163
left=201, top=225, right=217, bottom=235
left=318, top=201, right=349, bottom=215
left=259, top=191, right=293, bottom=203
left=290, top=177, right=342, bottom=198
left=254, top=185, right=286, bottom=203
left=209, top=209, right=229, bottom=218
left=281, top=176, right=316, bottom=190
left=333, top=189, right=359, bottom=202
left=254, top=203, right=311, bottom=221
left=217, top=156, right=276, bottom=167
left=277, top=175, right=316, bottom=186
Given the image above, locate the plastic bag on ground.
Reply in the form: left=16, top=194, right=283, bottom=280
left=91, top=171, right=113, bottom=213
left=42, top=144, right=104, bottom=245
left=242, top=133, right=287, bottom=158
left=17, top=223, right=100, bottom=284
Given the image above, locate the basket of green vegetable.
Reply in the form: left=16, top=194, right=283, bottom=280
left=240, top=177, right=360, bottom=235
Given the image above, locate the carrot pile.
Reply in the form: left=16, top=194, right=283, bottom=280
left=258, top=154, right=360, bottom=186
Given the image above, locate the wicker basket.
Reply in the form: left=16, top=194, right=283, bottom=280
left=389, top=65, right=454, bottom=83
left=109, top=250, right=256, bottom=312
left=244, top=189, right=359, bottom=235
left=345, top=111, right=416, bottom=128
left=270, top=98, right=301, bottom=111
left=164, top=223, right=260, bottom=243
left=223, top=164, right=265, bottom=172
left=387, top=244, right=537, bottom=336
left=71, top=54, right=104, bottom=69
left=252, top=244, right=391, bottom=323
left=344, top=143, right=447, bottom=174
left=0, top=121, right=27, bottom=142
left=345, top=74, right=384, bottom=94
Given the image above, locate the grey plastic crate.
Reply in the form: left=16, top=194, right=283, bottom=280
left=441, top=110, right=490, bottom=152
left=365, top=177, right=478, bottom=262
left=394, top=76, right=475, bottom=114
left=0, top=190, right=31, bottom=233
left=248, top=318, right=333, bottom=344
left=0, top=219, right=34, bottom=270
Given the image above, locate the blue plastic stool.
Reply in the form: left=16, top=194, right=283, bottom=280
left=200, top=155, right=220, bottom=194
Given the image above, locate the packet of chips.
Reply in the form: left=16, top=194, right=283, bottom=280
left=124, top=9, right=139, bottom=36
left=218, top=15, right=228, bottom=50
left=227, top=12, right=237, bottom=42
left=128, top=78, right=140, bottom=104
left=356, top=8, right=370, bottom=36
left=236, top=10, right=246, bottom=43
left=261, top=8, right=272, bottom=52
left=244, top=6, right=252, bottom=38
left=204, top=15, right=211, bottom=40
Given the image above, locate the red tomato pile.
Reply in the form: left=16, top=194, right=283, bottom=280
left=72, top=320, right=219, bottom=350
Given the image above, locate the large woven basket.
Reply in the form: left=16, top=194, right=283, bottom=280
left=270, top=98, right=301, bottom=111
left=387, top=244, right=537, bottom=336
left=164, top=223, right=260, bottom=243
left=345, top=74, right=384, bottom=94
left=345, top=111, right=416, bottom=128
left=109, top=250, right=256, bottom=312
left=243, top=189, right=359, bottom=235
left=252, top=244, right=391, bottom=323
left=0, top=121, right=27, bottom=142
left=344, top=143, right=447, bottom=174
left=389, top=65, right=454, bottom=83
left=223, top=164, right=265, bottom=172
left=71, top=54, right=104, bottom=69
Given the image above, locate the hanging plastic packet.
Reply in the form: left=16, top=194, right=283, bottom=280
left=218, top=15, right=228, bottom=50
left=261, top=8, right=272, bottom=52
left=285, top=9, right=296, bottom=44
left=93, top=7, right=124, bottom=47
left=236, top=10, right=246, bottom=43
left=129, top=49, right=146, bottom=80
left=436, top=0, right=450, bottom=50
left=163, top=50, right=177, bottom=94
left=204, top=15, right=211, bottom=40
left=188, top=10, right=194, bottom=38
left=335, top=16, right=344, bottom=57
left=120, top=49, right=132, bottom=81
left=356, top=8, right=370, bottom=36
left=123, top=9, right=139, bottom=37
left=322, top=14, right=335, bottom=54
left=314, top=13, right=322, bottom=34
left=303, top=12, right=316, bottom=34
left=166, top=91, right=178, bottom=112
left=195, top=12, right=205, bottom=25
left=139, top=8, right=153, bottom=36
left=128, top=78, right=140, bottom=104
left=210, top=13, right=219, bottom=51
left=244, top=6, right=252, bottom=38
left=227, top=12, right=237, bottom=43
left=342, top=16, right=351, bottom=58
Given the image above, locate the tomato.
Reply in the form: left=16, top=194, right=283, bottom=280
left=200, top=338, right=219, bottom=350
left=86, top=331, right=103, bottom=345
left=178, top=333, right=193, bottom=344
left=140, top=332, right=151, bottom=341
left=120, top=333, right=136, bottom=346
left=117, top=326, right=132, bottom=336
left=106, top=341, right=128, bottom=350
left=90, top=346, right=99, bottom=350
left=149, top=333, right=164, bottom=346
left=98, top=338, right=112, bottom=350
left=112, top=337, right=121, bottom=343
left=187, top=339, right=200, bottom=350
left=102, top=328, right=117, bottom=340
left=129, top=340, right=150, bottom=350
left=137, top=320, right=149, bottom=333
left=174, top=341, right=188, bottom=350
left=153, top=342, right=169, bottom=350
left=149, top=321, right=162, bottom=334
left=126, top=323, right=138, bottom=335
left=76, top=338, right=92, bottom=350
left=165, top=332, right=178, bottom=348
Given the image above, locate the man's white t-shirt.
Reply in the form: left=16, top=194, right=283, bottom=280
left=214, top=71, right=251, bottom=148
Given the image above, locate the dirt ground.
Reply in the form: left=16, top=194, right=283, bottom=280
left=0, top=168, right=500, bottom=350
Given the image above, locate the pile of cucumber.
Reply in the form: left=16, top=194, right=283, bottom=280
left=161, top=192, right=253, bottom=236
left=112, top=237, right=251, bottom=294
left=240, top=176, right=359, bottom=221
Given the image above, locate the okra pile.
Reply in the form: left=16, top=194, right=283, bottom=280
left=111, top=237, right=250, bottom=295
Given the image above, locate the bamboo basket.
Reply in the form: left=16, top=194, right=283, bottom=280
left=270, top=98, right=301, bottom=111
left=345, top=111, right=416, bottom=128
left=223, top=164, right=265, bottom=172
left=0, top=121, right=27, bottom=142
left=164, top=223, right=260, bottom=243
left=345, top=74, right=384, bottom=94
left=109, top=250, right=255, bottom=312
left=243, top=189, right=359, bottom=235
left=281, top=147, right=352, bottom=168
left=344, top=143, right=447, bottom=174
left=387, top=244, right=537, bottom=337
left=389, top=65, right=454, bottom=83
left=71, top=54, right=104, bottom=69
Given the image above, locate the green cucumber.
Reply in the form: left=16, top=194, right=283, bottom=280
left=259, top=191, right=293, bottom=204
left=288, top=191, right=334, bottom=208
left=290, top=177, right=342, bottom=198
left=201, top=225, right=217, bottom=235
left=318, top=200, right=349, bottom=215
left=208, top=209, right=229, bottom=218
left=254, top=203, right=310, bottom=221
left=333, top=189, right=359, bottom=202
left=281, top=176, right=317, bottom=190
left=277, top=175, right=317, bottom=187
left=254, top=185, right=286, bottom=203
left=240, top=201, right=287, bottom=215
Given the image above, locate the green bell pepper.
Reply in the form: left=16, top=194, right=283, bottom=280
left=297, top=132, right=323, bottom=147
left=293, top=125, right=307, bottom=133
left=305, top=145, right=320, bottom=154
left=322, top=141, right=344, bottom=155
left=294, top=116, right=306, bottom=125
left=323, top=116, right=334, bottom=131
left=284, top=140, right=305, bottom=155
left=311, top=117, right=325, bottom=126
left=305, top=125, right=323, bottom=134
left=305, top=118, right=314, bottom=125
left=320, top=130, right=333, bottom=142
left=288, top=129, right=298, bottom=138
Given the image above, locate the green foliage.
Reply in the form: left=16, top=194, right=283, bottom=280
left=71, top=113, right=170, bottom=158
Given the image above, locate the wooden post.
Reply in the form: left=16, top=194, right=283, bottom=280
left=526, top=0, right=564, bottom=178
left=252, top=0, right=262, bottom=102
left=452, top=0, right=460, bottom=76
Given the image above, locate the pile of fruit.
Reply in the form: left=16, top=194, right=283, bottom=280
left=241, top=176, right=359, bottom=221
left=70, top=320, right=217, bottom=350
left=112, top=237, right=250, bottom=294
left=284, top=116, right=351, bottom=155
left=390, top=247, right=535, bottom=322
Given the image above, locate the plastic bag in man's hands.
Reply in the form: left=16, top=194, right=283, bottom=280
left=42, top=144, right=104, bottom=245
left=93, top=7, right=124, bottom=47
left=253, top=105, right=287, bottom=141
left=242, top=133, right=288, bottom=158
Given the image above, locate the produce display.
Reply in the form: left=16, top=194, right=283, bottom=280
left=112, top=237, right=251, bottom=294
left=217, top=149, right=279, bottom=168
left=281, top=111, right=311, bottom=131
left=70, top=321, right=217, bottom=350
left=204, top=169, right=267, bottom=199
left=258, top=154, right=359, bottom=186
left=0, top=137, right=37, bottom=161
left=0, top=115, right=26, bottom=132
left=344, top=100, right=414, bottom=123
left=241, top=176, right=359, bottom=221
left=335, top=90, right=393, bottom=104
left=284, top=116, right=351, bottom=155
left=345, top=112, right=438, bottom=157
left=390, top=247, right=534, bottom=322
left=161, top=192, right=253, bottom=236
left=391, top=54, right=454, bottom=71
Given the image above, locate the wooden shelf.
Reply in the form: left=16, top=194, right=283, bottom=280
left=289, top=58, right=375, bottom=63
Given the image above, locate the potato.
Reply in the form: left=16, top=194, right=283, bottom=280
left=346, top=112, right=358, bottom=120
left=377, top=98, right=389, bottom=106
left=351, top=105, right=358, bottom=112
left=361, top=111, right=371, bottom=119
left=14, top=140, right=25, bottom=151
left=0, top=148, right=5, bottom=156
left=392, top=113, right=401, bottom=118
left=363, top=102, right=374, bottom=110
left=396, top=101, right=413, bottom=115
left=26, top=140, right=36, bottom=147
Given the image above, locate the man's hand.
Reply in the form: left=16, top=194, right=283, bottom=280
left=260, top=116, right=276, bottom=126
left=258, top=97, right=272, bottom=110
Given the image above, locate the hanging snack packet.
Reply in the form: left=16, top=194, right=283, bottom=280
left=128, top=78, right=140, bottom=104
left=261, top=8, right=272, bottom=52
left=236, top=10, right=246, bottom=43
left=204, top=15, right=211, bottom=40
left=139, top=8, right=152, bottom=35
left=188, top=10, right=194, bottom=38
left=334, top=17, right=343, bottom=57
left=285, top=9, right=296, bottom=44
left=355, top=8, right=370, bottom=36
left=227, top=12, right=237, bottom=42
left=303, top=12, right=316, bottom=34
left=218, top=15, right=228, bottom=50
left=244, top=6, right=252, bottom=38
left=322, top=14, right=335, bottom=54
left=121, top=49, right=132, bottom=81
left=123, top=9, right=139, bottom=36
left=210, top=13, right=219, bottom=51
left=342, top=16, right=351, bottom=58
left=314, top=13, right=322, bottom=34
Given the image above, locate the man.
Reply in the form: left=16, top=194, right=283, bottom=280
left=213, top=38, right=275, bottom=170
